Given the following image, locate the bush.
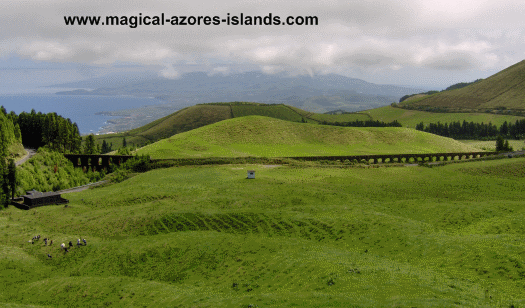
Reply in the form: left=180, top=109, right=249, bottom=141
left=119, top=155, right=152, bottom=173
left=112, top=169, right=131, bottom=183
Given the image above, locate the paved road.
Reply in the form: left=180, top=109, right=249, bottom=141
left=15, top=148, right=36, bottom=166
left=57, top=180, right=108, bottom=194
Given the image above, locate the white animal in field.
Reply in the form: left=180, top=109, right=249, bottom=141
left=61, top=243, right=65, bottom=249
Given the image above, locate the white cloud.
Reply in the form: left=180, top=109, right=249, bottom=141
left=159, top=64, right=180, bottom=79
left=1, top=0, right=524, bottom=85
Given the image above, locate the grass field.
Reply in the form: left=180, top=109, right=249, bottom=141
left=135, top=116, right=479, bottom=159
left=3, top=157, right=525, bottom=307
left=363, top=106, right=525, bottom=128
left=459, top=139, right=525, bottom=151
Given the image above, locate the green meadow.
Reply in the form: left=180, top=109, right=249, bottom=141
left=363, top=106, right=525, bottom=128
left=135, top=116, right=478, bottom=159
left=2, top=157, right=525, bottom=307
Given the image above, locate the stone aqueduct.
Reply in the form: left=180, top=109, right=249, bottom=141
left=64, top=151, right=496, bottom=170
left=63, top=154, right=134, bottom=171
left=287, top=151, right=496, bottom=164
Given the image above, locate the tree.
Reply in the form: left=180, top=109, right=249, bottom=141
left=0, top=158, right=7, bottom=207
left=496, top=135, right=505, bottom=151
left=7, top=159, right=16, bottom=200
left=504, top=140, right=513, bottom=152
left=83, top=134, right=98, bottom=154
left=122, top=137, right=127, bottom=148
left=14, top=123, right=21, bottom=142
left=101, top=140, right=113, bottom=154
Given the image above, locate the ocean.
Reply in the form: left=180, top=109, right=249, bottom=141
left=0, top=91, right=162, bottom=135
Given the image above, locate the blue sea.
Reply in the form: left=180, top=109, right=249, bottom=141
left=0, top=91, right=162, bottom=135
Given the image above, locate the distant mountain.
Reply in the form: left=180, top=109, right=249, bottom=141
left=53, top=71, right=425, bottom=113
left=400, top=60, right=525, bottom=113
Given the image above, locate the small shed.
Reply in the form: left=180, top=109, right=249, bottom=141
left=246, top=170, right=255, bottom=179
left=21, top=190, right=69, bottom=207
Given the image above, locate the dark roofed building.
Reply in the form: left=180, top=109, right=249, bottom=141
left=22, top=190, right=69, bottom=207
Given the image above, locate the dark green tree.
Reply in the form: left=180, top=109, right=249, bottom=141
left=101, top=140, right=113, bottom=154
left=0, top=158, right=7, bottom=207
left=496, top=135, right=505, bottom=151
left=83, top=134, right=98, bottom=154
left=122, top=137, right=127, bottom=148
left=7, top=159, right=16, bottom=199
left=504, top=140, right=513, bottom=152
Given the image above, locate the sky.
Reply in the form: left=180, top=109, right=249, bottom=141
left=1, top=0, right=524, bottom=90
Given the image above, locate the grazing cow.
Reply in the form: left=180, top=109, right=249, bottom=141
left=64, top=248, right=69, bottom=253
left=50, top=240, right=53, bottom=245
left=69, top=241, right=73, bottom=248
left=77, top=239, right=82, bottom=247
left=83, top=239, right=87, bottom=245
left=61, top=243, right=66, bottom=250
left=47, top=254, right=52, bottom=259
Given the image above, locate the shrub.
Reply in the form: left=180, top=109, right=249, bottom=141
left=119, top=155, right=152, bottom=173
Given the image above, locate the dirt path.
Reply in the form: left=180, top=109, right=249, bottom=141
left=15, top=148, right=36, bottom=166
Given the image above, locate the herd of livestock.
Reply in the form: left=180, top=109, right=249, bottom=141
left=29, top=234, right=87, bottom=259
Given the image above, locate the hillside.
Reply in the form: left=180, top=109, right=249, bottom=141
left=3, top=158, right=525, bottom=306
left=95, top=101, right=525, bottom=151
left=136, top=116, right=478, bottom=159
left=95, top=103, right=314, bottom=148
left=401, top=59, right=525, bottom=111
left=95, top=104, right=233, bottom=148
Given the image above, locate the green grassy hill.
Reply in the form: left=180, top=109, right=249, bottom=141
left=401, top=59, right=525, bottom=111
left=95, top=104, right=233, bottom=148
left=364, top=106, right=525, bottom=128
left=95, top=103, right=315, bottom=148
left=94, top=99, right=525, bottom=152
left=3, top=157, right=525, bottom=306
left=135, top=115, right=478, bottom=159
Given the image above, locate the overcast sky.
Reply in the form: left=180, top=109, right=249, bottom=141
left=1, top=0, right=524, bottom=89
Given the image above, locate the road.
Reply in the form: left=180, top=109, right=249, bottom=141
left=15, top=148, right=36, bottom=166
left=57, top=180, right=108, bottom=194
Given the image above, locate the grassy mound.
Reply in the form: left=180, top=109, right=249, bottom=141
left=136, top=115, right=479, bottom=159
left=3, top=158, right=525, bottom=306
left=95, top=104, right=233, bottom=148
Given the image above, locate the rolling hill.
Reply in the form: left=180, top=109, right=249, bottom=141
left=401, top=59, right=525, bottom=112
left=95, top=101, right=525, bottom=151
left=136, top=115, right=479, bottom=159
left=95, top=103, right=316, bottom=148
